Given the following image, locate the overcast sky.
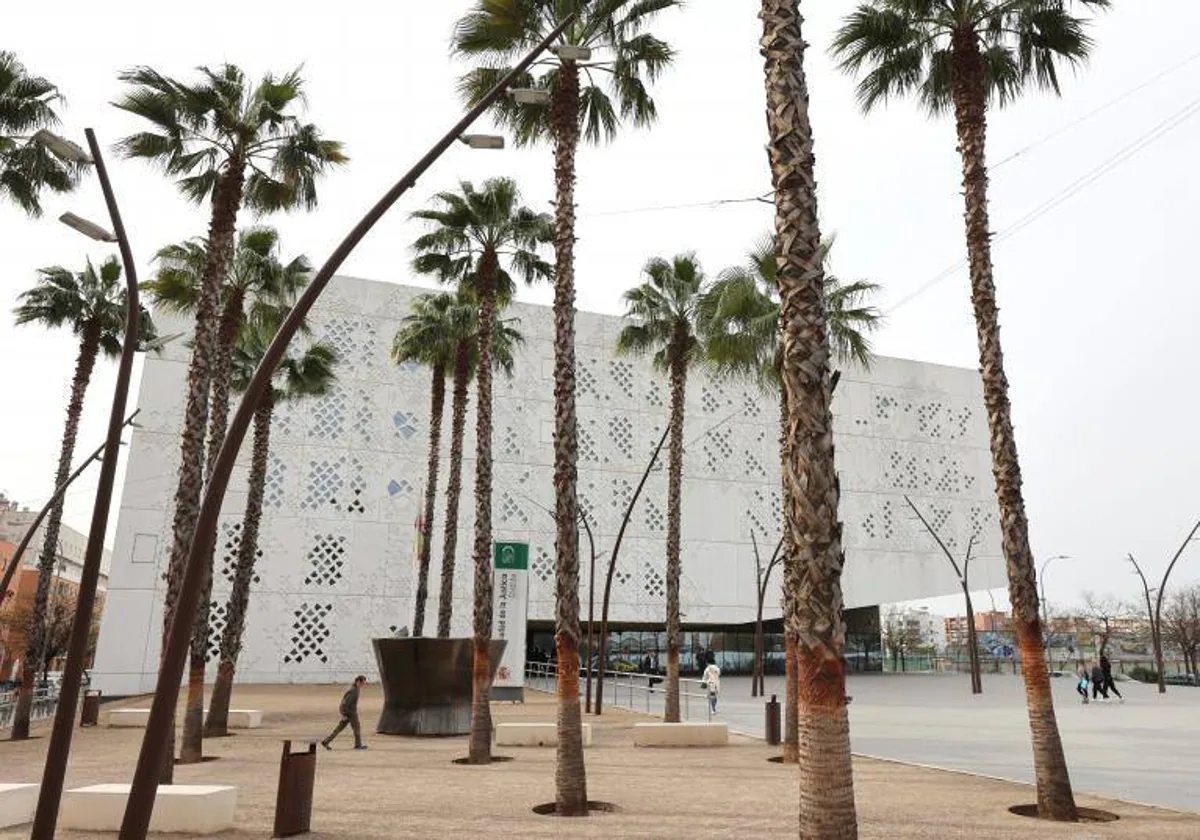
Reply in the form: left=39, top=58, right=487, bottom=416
left=4, top=1, right=1200, bottom=614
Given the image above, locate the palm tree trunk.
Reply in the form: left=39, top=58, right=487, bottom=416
left=205, top=396, right=273, bottom=738
left=779, top=393, right=799, bottom=763
left=181, top=291, right=245, bottom=764
left=158, top=165, right=245, bottom=782
left=550, top=57, right=587, bottom=813
left=467, top=251, right=499, bottom=765
left=414, top=366, right=446, bottom=637
left=11, top=329, right=99, bottom=741
left=437, top=343, right=471, bottom=639
left=663, top=352, right=687, bottom=724
left=950, top=32, right=1076, bottom=821
left=762, top=3, right=858, bottom=836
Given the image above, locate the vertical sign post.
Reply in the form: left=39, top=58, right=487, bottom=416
left=492, top=542, right=528, bottom=702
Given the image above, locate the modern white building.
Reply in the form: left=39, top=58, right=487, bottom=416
left=92, top=276, right=1005, bottom=695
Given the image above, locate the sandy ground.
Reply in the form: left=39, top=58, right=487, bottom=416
left=2, top=684, right=1197, bottom=839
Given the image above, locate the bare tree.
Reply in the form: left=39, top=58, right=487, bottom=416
left=749, top=531, right=783, bottom=697
left=1161, top=586, right=1200, bottom=680
left=882, top=607, right=926, bottom=673
left=1127, top=516, right=1200, bottom=693
left=1080, top=592, right=1127, bottom=657
left=904, top=496, right=981, bottom=693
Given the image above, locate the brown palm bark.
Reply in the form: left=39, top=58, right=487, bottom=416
left=205, top=396, right=273, bottom=737
left=467, top=250, right=499, bottom=765
left=158, top=166, right=245, bottom=782
left=413, top=366, right=446, bottom=637
left=663, top=335, right=687, bottom=724
left=779, top=393, right=799, bottom=763
left=181, top=290, right=245, bottom=763
left=550, top=57, right=587, bottom=814
left=11, top=327, right=99, bottom=740
left=949, top=28, right=1076, bottom=821
left=762, top=2, right=858, bottom=836
left=436, top=342, right=471, bottom=639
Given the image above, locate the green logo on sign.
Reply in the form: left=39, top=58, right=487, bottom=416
left=494, top=542, right=529, bottom=570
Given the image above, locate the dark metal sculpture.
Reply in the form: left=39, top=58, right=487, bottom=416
left=373, top=638, right=506, bottom=735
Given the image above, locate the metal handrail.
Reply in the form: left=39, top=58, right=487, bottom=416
left=525, top=660, right=714, bottom=721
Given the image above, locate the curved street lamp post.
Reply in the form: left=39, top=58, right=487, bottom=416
left=30, top=128, right=144, bottom=839
left=117, top=15, right=578, bottom=837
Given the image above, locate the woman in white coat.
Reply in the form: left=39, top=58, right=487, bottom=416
left=701, top=652, right=721, bottom=714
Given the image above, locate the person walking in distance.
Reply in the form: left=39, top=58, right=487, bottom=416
left=1100, top=653, right=1124, bottom=703
left=1090, top=661, right=1109, bottom=701
left=1075, top=662, right=1090, bottom=705
left=322, top=675, right=368, bottom=750
left=701, top=651, right=721, bottom=714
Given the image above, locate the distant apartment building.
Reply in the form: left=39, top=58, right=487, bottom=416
left=885, top=605, right=948, bottom=652
left=0, top=495, right=110, bottom=681
left=945, top=609, right=1011, bottom=647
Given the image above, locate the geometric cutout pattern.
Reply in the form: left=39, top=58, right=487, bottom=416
left=609, top=359, right=635, bottom=398
left=874, top=393, right=974, bottom=441
left=643, top=562, right=665, bottom=599
left=644, top=497, right=665, bottom=532
left=532, top=546, right=553, bottom=584
left=883, top=451, right=976, bottom=494
left=499, top=491, right=528, bottom=526
left=353, top=388, right=374, bottom=443
left=703, top=427, right=734, bottom=472
left=321, top=316, right=378, bottom=368
left=609, top=414, right=634, bottom=459
left=304, top=533, right=347, bottom=586
left=205, top=600, right=227, bottom=663
left=301, top=457, right=368, bottom=514
left=310, top=391, right=346, bottom=441
left=393, top=411, right=418, bottom=439
left=264, top=454, right=287, bottom=510
left=578, top=359, right=602, bottom=402
left=283, top=602, right=332, bottom=664
left=862, top=499, right=897, bottom=541
left=218, top=520, right=262, bottom=585
left=388, top=478, right=414, bottom=497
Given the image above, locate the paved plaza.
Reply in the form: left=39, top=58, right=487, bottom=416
left=622, top=673, right=1198, bottom=813
left=2, top=682, right=1198, bottom=838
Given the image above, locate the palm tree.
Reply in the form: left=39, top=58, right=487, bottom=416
left=9, top=256, right=154, bottom=740
left=831, top=0, right=1109, bottom=820
left=204, top=314, right=337, bottom=737
left=392, top=292, right=470, bottom=637
left=701, top=233, right=881, bottom=764
left=144, top=226, right=312, bottom=762
left=433, top=296, right=524, bottom=640
left=453, top=0, right=678, bottom=812
left=617, top=254, right=709, bottom=724
left=0, top=51, right=84, bottom=216
left=410, top=178, right=551, bottom=764
left=761, top=2, right=857, bottom=834
left=117, top=64, right=344, bottom=774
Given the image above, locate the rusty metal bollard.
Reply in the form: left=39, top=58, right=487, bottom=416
left=274, top=739, right=318, bottom=837
left=765, top=694, right=781, bottom=746
left=80, top=690, right=101, bottom=727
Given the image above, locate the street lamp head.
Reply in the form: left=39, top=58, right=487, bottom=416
left=33, top=129, right=93, bottom=164
left=138, top=331, right=185, bottom=353
left=509, top=87, right=551, bottom=105
left=458, top=134, right=505, bottom=150
left=552, top=44, right=592, bottom=61
left=59, top=212, right=116, bottom=242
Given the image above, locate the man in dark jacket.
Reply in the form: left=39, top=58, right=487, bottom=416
left=322, top=675, right=367, bottom=750
left=1090, top=662, right=1109, bottom=701
left=1099, top=653, right=1123, bottom=702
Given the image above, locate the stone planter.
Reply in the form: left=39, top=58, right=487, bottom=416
left=372, top=637, right=507, bottom=736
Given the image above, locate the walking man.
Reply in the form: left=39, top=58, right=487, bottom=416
left=322, top=675, right=368, bottom=750
left=1100, top=653, right=1124, bottom=702
left=1090, top=661, right=1108, bottom=701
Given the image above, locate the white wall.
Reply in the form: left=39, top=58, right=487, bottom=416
left=92, top=276, right=1003, bottom=694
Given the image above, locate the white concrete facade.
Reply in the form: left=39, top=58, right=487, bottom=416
left=92, top=276, right=1003, bottom=695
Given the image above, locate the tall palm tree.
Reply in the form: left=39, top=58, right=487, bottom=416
left=701, top=233, right=882, bottom=764
left=0, top=51, right=84, bottom=216
left=761, top=1, right=857, bottom=834
left=617, top=254, right=709, bottom=724
left=453, top=0, right=678, bottom=812
left=433, top=296, right=525, bottom=640
left=410, top=178, right=551, bottom=764
left=831, top=0, right=1109, bottom=820
left=205, top=315, right=337, bottom=737
left=144, top=226, right=312, bottom=762
left=392, top=292, right=470, bottom=637
left=117, top=64, right=344, bottom=775
left=9, top=257, right=154, bottom=740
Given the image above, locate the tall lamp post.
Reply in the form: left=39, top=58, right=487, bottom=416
left=1128, top=516, right=1200, bottom=694
left=0, top=412, right=140, bottom=606
left=29, top=128, right=143, bottom=839
left=118, top=14, right=578, bottom=838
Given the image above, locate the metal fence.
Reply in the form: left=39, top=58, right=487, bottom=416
left=525, top=660, right=713, bottom=721
left=0, top=685, right=61, bottom=730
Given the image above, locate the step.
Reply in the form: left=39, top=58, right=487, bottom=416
left=0, top=784, right=37, bottom=829
left=494, top=722, right=593, bottom=747
left=104, top=708, right=262, bottom=729
left=60, top=784, right=237, bottom=834
left=633, top=722, right=728, bottom=747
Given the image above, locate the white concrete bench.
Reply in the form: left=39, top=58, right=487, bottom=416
left=0, top=784, right=37, bottom=829
left=495, top=722, right=592, bottom=747
left=104, top=708, right=262, bottom=729
left=60, top=784, right=237, bottom=834
left=633, top=722, right=728, bottom=747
